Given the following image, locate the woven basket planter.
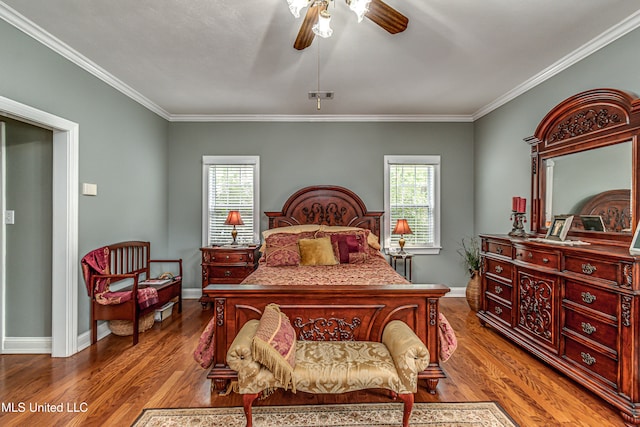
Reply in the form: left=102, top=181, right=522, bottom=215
left=109, top=312, right=155, bottom=336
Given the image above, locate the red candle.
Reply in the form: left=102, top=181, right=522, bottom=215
left=512, top=197, right=518, bottom=211
left=518, top=198, right=526, bottom=213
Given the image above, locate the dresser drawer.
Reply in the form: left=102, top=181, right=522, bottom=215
left=485, top=240, right=512, bottom=258
left=564, top=281, right=617, bottom=317
left=485, top=258, right=512, bottom=282
left=564, top=256, right=618, bottom=284
left=563, top=335, right=617, bottom=386
left=563, top=307, right=617, bottom=351
left=486, top=297, right=512, bottom=325
left=485, top=276, right=512, bottom=302
left=514, top=246, right=559, bottom=270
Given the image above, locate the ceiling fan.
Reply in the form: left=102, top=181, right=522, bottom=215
left=288, top=0, right=409, bottom=50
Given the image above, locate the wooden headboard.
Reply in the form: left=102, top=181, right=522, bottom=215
left=579, top=189, right=632, bottom=232
left=265, top=185, right=383, bottom=237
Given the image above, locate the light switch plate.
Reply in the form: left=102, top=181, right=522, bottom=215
left=5, top=210, right=14, bottom=224
left=82, top=183, right=98, bottom=196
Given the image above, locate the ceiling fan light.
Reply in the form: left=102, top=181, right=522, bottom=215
left=288, top=0, right=309, bottom=18
left=312, top=10, right=333, bottom=38
left=348, top=0, right=371, bottom=22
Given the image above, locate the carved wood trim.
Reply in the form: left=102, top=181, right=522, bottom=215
left=265, top=185, right=383, bottom=238
left=292, top=316, right=362, bottom=341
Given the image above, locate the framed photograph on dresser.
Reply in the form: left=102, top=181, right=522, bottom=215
left=545, top=215, right=573, bottom=241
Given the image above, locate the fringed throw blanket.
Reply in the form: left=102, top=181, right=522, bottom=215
left=81, top=246, right=158, bottom=309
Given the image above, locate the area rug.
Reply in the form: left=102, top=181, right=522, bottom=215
left=131, top=402, right=518, bottom=426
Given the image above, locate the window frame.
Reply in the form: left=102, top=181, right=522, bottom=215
left=202, top=155, right=260, bottom=247
left=383, top=155, right=441, bottom=255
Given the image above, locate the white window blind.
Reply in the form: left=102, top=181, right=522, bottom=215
left=384, top=155, right=441, bottom=254
left=203, top=156, right=259, bottom=246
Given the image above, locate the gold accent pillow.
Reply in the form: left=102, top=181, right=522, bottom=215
left=298, top=237, right=339, bottom=266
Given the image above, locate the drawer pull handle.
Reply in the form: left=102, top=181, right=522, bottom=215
left=224, top=270, right=231, bottom=277
left=496, top=247, right=503, bottom=255
left=581, top=292, right=597, bottom=304
left=527, top=252, right=533, bottom=259
left=495, top=285, right=503, bottom=294
left=542, top=258, right=549, bottom=263
left=582, top=263, right=597, bottom=275
left=494, top=306, right=503, bottom=315
left=581, top=322, right=596, bottom=335
left=581, top=352, right=596, bottom=366
left=226, top=255, right=230, bottom=259
left=495, top=265, right=503, bottom=273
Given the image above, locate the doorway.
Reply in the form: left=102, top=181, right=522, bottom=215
left=0, top=95, right=78, bottom=357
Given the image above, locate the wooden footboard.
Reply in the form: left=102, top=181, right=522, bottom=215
left=203, top=283, right=450, bottom=393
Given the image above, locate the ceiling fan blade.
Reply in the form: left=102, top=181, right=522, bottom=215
left=294, top=3, right=324, bottom=50
left=365, top=0, right=408, bottom=34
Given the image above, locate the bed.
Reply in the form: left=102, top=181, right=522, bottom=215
left=199, top=185, right=453, bottom=393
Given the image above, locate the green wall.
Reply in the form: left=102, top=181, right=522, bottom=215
left=0, top=19, right=170, bottom=337
left=167, top=121, right=475, bottom=290
left=474, top=27, right=640, bottom=235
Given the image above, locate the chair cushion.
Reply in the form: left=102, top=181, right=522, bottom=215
left=293, top=341, right=404, bottom=394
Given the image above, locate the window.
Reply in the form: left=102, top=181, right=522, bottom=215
left=384, top=155, right=441, bottom=255
left=202, top=156, right=260, bottom=246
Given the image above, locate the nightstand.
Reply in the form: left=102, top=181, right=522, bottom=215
left=200, top=244, right=259, bottom=307
left=389, top=251, right=413, bottom=282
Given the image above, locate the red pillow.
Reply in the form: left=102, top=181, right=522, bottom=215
left=329, top=233, right=365, bottom=264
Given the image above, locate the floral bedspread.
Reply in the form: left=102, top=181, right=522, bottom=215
left=241, top=253, right=410, bottom=286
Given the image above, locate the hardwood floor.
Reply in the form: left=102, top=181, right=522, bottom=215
left=0, top=298, right=624, bottom=426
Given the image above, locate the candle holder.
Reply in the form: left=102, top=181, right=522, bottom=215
left=509, top=211, right=527, bottom=237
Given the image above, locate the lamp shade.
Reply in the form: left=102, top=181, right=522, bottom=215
left=393, top=219, right=413, bottom=235
left=349, top=0, right=372, bottom=22
left=224, top=210, right=244, bottom=226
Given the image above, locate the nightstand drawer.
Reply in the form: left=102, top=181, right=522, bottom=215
left=209, top=266, right=254, bottom=280
left=209, top=251, right=253, bottom=264
left=514, top=246, right=559, bottom=270
left=485, top=258, right=512, bottom=282
left=564, top=281, right=617, bottom=317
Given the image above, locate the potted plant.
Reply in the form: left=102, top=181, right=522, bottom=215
left=458, top=237, right=482, bottom=311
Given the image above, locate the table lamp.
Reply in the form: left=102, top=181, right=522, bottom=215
left=393, top=219, right=413, bottom=254
left=224, top=210, right=244, bottom=245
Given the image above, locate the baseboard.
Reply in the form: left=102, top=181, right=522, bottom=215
left=2, top=336, right=52, bottom=354
left=183, top=288, right=202, bottom=300
left=446, top=286, right=466, bottom=298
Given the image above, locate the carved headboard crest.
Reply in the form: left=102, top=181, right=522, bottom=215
left=265, top=185, right=383, bottom=237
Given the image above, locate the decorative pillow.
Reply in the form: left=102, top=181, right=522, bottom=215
left=348, top=252, right=368, bottom=264
left=252, top=303, right=297, bottom=391
left=264, top=233, right=302, bottom=266
left=329, top=233, right=366, bottom=263
left=298, top=237, right=339, bottom=266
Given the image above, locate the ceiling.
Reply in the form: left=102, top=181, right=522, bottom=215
left=2, top=0, right=640, bottom=121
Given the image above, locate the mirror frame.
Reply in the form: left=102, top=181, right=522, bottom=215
left=529, top=88, right=640, bottom=244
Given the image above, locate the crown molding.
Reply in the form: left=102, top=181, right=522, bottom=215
left=2, top=1, right=639, bottom=123
left=473, top=9, right=640, bottom=120
left=0, top=2, right=171, bottom=120
left=168, top=114, right=474, bottom=123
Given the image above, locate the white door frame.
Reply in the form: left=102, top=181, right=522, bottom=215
left=0, top=95, right=79, bottom=357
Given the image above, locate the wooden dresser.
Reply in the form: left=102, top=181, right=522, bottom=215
left=199, top=245, right=260, bottom=307
left=478, top=88, right=640, bottom=426
left=479, top=235, right=638, bottom=417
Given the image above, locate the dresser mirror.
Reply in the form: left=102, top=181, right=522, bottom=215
left=542, top=141, right=632, bottom=234
left=530, top=88, right=640, bottom=243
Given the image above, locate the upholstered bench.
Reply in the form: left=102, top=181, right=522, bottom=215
left=226, top=304, right=429, bottom=427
